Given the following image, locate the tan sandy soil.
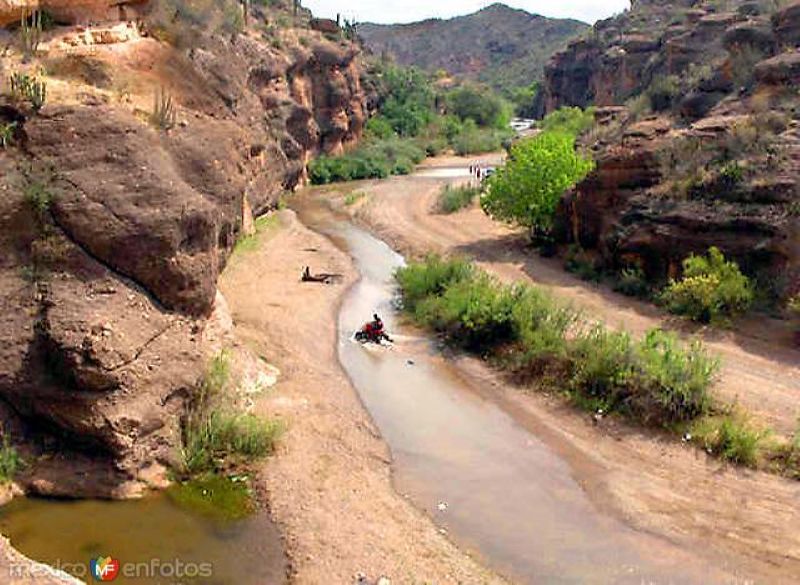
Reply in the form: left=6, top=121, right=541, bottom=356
left=218, top=211, right=506, bottom=585
left=306, top=157, right=800, bottom=583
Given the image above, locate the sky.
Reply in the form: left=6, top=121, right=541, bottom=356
left=301, top=0, right=631, bottom=26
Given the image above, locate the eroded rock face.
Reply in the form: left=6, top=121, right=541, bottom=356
left=0, top=14, right=368, bottom=496
left=538, top=1, right=799, bottom=298
left=0, top=0, right=148, bottom=26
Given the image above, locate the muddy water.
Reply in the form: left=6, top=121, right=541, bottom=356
left=0, top=493, right=286, bottom=584
left=295, top=196, right=749, bottom=585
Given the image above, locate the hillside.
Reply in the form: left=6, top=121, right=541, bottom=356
left=534, top=0, right=800, bottom=307
left=357, top=3, right=588, bottom=93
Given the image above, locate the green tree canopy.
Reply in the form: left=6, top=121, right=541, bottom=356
left=481, top=131, right=594, bottom=232
left=445, top=84, right=511, bottom=128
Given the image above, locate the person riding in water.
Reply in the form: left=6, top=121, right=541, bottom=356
left=361, top=313, right=392, bottom=343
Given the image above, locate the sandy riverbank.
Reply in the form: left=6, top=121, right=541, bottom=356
left=218, top=210, right=505, bottom=584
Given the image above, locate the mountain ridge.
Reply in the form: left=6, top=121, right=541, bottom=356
left=357, top=3, right=588, bottom=93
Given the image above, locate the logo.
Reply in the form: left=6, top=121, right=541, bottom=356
left=89, top=557, right=120, bottom=582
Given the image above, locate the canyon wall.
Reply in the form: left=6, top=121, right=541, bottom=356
left=0, top=0, right=369, bottom=496
left=537, top=0, right=799, bottom=298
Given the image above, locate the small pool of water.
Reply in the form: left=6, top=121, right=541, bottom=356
left=0, top=492, right=286, bottom=584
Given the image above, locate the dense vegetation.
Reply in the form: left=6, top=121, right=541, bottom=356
left=309, top=63, right=513, bottom=184
left=396, top=256, right=717, bottom=426
left=481, top=107, right=595, bottom=237
left=395, top=256, right=800, bottom=473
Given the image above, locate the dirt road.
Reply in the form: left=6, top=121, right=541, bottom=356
left=307, top=157, right=800, bottom=583
left=219, top=211, right=506, bottom=585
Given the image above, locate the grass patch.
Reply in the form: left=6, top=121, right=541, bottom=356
left=692, top=414, right=768, bottom=468
left=344, top=191, right=367, bottom=206
left=438, top=184, right=481, bottom=214
left=181, top=351, right=283, bottom=477
left=233, top=213, right=280, bottom=255
left=167, top=474, right=255, bottom=521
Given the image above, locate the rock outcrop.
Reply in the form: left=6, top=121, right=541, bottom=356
left=538, top=0, right=799, bottom=299
left=0, top=1, right=368, bottom=496
left=0, top=0, right=149, bottom=26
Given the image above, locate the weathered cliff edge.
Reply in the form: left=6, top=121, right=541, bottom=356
left=536, top=0, right=799, bottom=299
left=0, top=0, right=369, bottom=497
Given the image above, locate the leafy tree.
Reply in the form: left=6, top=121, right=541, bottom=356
left=445, top=84, right=511, bottom=128
left=481, top=131, right=594, bottom=235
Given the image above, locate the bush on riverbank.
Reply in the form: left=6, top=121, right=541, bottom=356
left=309, top=137, right=426, bottom=184
left=396, top=256, right=718, bottom=427
left=438, top=184, right=482, bottom=213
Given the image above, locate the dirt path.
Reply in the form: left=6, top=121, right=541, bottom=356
left=218, top=211, right=506, bottom=585
left=305, top=158, right=800, bottom=583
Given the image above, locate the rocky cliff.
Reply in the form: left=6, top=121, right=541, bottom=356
left=0, top=0, right=368, bottom=496
left=538, top=0, right=799, bottom=301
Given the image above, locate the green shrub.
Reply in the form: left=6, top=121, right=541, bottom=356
left=0, top=434, right=22, bottom=483
left=183, top=411, right=282, bottom=475
left=538, top=106, right=595, bottom=137
left=308, top=136, right=424, bottom=184
left=452, top=124, right=507, bottom=155
left=445, top=84, right=511, bottom=128
left=564, top=246, right=602, bottom=282
left=181, top=351, right=282, bottom=475
left=482, top=131, right=594, bottom=234
left=438, top=184, right=481, bottom=213
left=0, top=122, right=17, bottom=149
left=396, top=258, right=718, bottom=427
left=693, top=415, right=767, bottom=467
left=23, top=177, right=53, bottom=216
left=660, top=247, right=754, bottom=323
left=344, top=191, right=367, bottom=206
left=365, top=116, right=395, bottom=140
left=395, top=255, right=474, bottom=312
left=417, top=272, right=516, bottom=350
left=19, top=10, right=43, bottom=61
left=10, top=72, right=46, bottom=111
left=570, top=326, right=635, bottom=411
left=633, top=330, right=716, bottom=424
left=511, top=285, right=575, bottom=360
left=150, top=87, right=177, bottom=130
left=646, top=75, right=681, bottom=112
left=614, top=266, right=650, bottom=298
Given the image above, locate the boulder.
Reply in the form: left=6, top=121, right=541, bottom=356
left=773, top=1, right=800, bottom=47
left=755, top=50, right=800, bottom=85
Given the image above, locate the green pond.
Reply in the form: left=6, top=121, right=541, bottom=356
left=0, top=486, right=286, bottom=584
